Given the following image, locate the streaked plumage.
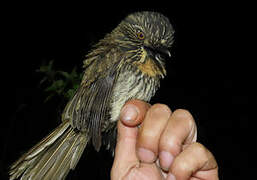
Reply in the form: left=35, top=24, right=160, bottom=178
left=9, top=11, right=174, bottom=180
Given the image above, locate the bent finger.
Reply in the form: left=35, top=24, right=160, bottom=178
left=159, top=109, right=197, bottom=171
left=136, top=104, right=172, bottom=163
left=169, top=142, right=218, bottom=180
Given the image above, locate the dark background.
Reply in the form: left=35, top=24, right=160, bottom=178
left=1, top=3, right=255, bottom=180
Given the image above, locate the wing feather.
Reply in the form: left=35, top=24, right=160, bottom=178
left=62, top=48, right=122, bottom=151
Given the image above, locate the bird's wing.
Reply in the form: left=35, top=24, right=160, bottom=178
left=62, top=48, right=122, bottom=151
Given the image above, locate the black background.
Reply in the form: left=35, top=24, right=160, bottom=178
left=1, top=2, right=255, bottom=180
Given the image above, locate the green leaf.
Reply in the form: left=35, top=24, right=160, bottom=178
left=57, top=71, right=70, bottom=79
left=37, top=59, right=83, bottom=103
left=45, top=80, right=64, bottom=92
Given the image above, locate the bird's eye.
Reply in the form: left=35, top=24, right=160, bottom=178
left=137, top=31, right=145, bottom=40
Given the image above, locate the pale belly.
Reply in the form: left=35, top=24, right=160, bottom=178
left=109, top=65, right=160, bottom=123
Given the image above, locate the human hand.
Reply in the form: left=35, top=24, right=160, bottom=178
left=111, top=100, right=218, bottom=180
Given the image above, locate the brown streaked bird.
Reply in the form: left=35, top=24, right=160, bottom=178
left=9, top=11, right=174, bottom=180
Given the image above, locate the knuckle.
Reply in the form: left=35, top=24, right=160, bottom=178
left=172, top=109, right=196, bottom=132
left=173, top=109, right=195, bottom=128
left=191, top=142, right=218, bottom=169
left=173, top=109, right=193, bottom=119
left=193, top=142, right=208, bottom=156
left=172, top=158, right=193, bottom=175
left=151, top=103, right=172, bottom=115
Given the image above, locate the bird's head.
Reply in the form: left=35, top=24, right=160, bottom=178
left=112, top=11, right=175, bottom=63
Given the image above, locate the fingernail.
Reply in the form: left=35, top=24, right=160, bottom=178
left=137, top=148, right=156, bottom=163
left=121, top=104, right=138, bottom=122
left=167, top=173, right=176, bottom=180
left=159, top=151, right=174, bottom=171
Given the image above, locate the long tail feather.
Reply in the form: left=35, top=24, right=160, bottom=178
left=9, top=120, right=89, bottom=180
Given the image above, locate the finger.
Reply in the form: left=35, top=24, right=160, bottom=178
left=136, top=104, right=172, bottom=163
left=112, top=99, right=151, bottom=178
left=159, top=109, right=197, bottom=171
left=120, top=99, right=151, bottom=127
left=168, top=142, right=218, bottom=180
left=111, top=121, right=139, bottom=179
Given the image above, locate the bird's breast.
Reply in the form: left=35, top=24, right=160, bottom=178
left=108, top=64, right=160, bottom=123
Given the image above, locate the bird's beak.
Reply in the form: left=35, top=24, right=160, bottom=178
left=156, top=47, right=171, bottom=59
left=144, top=46, right=171, bottom=62
left=163, top=49, right=171, bottom=58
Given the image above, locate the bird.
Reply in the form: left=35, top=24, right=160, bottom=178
left=9, top=11, right=175, bottom=180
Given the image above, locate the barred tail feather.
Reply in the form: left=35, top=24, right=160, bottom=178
left=9, top=120, right=89, bottom=180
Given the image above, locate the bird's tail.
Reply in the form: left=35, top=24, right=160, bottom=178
left=9, top=119, right=89, bottom=180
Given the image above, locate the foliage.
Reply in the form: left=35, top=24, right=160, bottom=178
left=37, top=60, right=83, bottom=102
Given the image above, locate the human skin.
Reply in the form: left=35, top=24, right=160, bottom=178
left=111, top=100, right=218, bottom=180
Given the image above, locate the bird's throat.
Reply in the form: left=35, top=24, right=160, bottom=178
left=133, top=49, right=166, bottom=78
